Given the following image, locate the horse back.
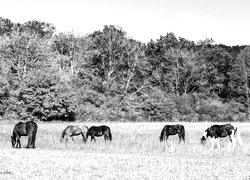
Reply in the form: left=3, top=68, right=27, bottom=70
left=64, top=125, right=82, bottom=136
left=100, top=125, right=110, bottom=132
left=164, top=124, right=184, bottom=135
left=88, top=125, right=111, bottom=136
left=13, top=121, right=37, bottom=136
left=211, top=124, right=234, bottom=137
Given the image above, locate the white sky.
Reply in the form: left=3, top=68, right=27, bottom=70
left=1, top=0, right=249, bottom=45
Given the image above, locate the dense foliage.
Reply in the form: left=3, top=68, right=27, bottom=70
left=0, top=17, right=249, bottom=122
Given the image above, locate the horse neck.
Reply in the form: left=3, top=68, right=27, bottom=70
left=61, top=129, right=67, bottom=139
left=160, top=130, right=165, bottom=138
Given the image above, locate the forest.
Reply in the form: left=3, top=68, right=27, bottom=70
left=0, top=17, right=249, bottom=122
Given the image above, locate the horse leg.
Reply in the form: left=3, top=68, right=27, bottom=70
left=91, top=136, right=96, bottom=142
left=178, top=134, right=183, bottom=144
left=31, top=133, right=36, bottom=148
left=231, top=135, right=236, bottom=151
left=15, top=136, right=19, bottom=148
left=227, top=136, right=232, bottom=151
left=28, top=135, right=33, bottom=148
left=17, top=137, right=21, bottom=148
left=26, top=135, right=32, bottom=148
left=65, top=135, right=69, bottom=147
left=164, top=135, right=169, bottom=142
left=15, top=139, right=18, bottom=148
left=31, top=138, right=35, bottom=148
left=215, top=138, right=220, bottom=149
left=104, top=134, right=108, bottom=141
left=17, top=140, right=21, bottom=148
left=210, top=137, right=215, bottom=150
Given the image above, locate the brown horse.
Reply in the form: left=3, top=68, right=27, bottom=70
left=86, top=125, right=112, bottom=142
left=11, top=121, right=38, bottom=148
left=60, top=125, right=88, bottom=144
left=159, top=124, right=185, bottom=143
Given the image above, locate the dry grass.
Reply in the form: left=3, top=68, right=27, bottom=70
left=1, top=121, right=250, bottom=179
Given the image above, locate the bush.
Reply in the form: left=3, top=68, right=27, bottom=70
left=196, top=96, right=244, bottom=122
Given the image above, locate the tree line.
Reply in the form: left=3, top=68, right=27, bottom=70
left=0, top=17, right=250, bottom=122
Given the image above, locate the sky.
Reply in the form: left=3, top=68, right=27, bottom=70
left=1, top=0, right=250, bottom=45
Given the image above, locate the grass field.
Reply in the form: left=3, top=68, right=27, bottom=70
left=1, top=121, right=250, bottom=179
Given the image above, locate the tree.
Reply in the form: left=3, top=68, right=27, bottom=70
left=88, top=25, right=139, bottom=94
left=52, top=32, right=84, bottom=76
left=197, top=38, right=214, bottom=46
left=0, top=29, right=52, bottom=118
left=199, top=46, right=234, bottom=99
left=0, top=30, right=51, bottom=82
left=235, top=46, right=250, bottom=118
left=168, top=49, right=208, bottom=95
left=0, top=17, right=14, bottom=36
left=147, top=48, right=207, bottom=95
left=21, top=20, right=56, bottom=38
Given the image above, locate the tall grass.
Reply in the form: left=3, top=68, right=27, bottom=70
left=1, top=121, right=250, bottom=179
left=1, top=121, right=249, bottom=156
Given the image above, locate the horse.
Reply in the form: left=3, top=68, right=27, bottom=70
left=86, top=125, right=112, bottom=142
left=11, top=121, right=38, bottom=148
left=159, top=124, right=185, bottom=143
left=60, top=125, right=88, bottom=144
left=200, top=123, right=244, bottom=150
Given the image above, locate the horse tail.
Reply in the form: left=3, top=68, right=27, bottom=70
left=182, top=126, right=185, bottom=142
left=109, top=130, right=112, bottom=141
left=233, top=125, right=244, bottom=148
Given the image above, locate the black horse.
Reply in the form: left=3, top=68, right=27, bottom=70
left=11, top=121, right=38, bottom=148
left=86, top=125, right=112, bottom=142
left=159, top=124, right=185, bottom=143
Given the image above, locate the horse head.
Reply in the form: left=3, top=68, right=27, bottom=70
left=159, top=135, right=164, bottom=142
left=200, top=128, right=210, bottom=145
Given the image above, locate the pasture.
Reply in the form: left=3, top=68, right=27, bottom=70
left=1, top=121, right=250, bottom=179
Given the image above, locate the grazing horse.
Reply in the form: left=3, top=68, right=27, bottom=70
left=159, top=124, right=185, bottom=143
left=200, top=123, right=244, bottom=150
left=60, top=125, right=88, bottom=144
left=86, top=125, right=112, bottom=142
left=11, top=121, right=38, bottom=148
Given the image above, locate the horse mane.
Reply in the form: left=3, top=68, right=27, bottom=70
left=61, top=129, right=67, bottom=141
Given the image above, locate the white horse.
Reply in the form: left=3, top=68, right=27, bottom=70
left=60, top=125, right=88, bottom=145
left=200, top=123, right=244, bottom=151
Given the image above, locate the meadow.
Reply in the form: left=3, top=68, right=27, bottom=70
left=1, top=121, right=250, bottom=179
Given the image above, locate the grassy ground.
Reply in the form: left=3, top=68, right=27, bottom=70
left=1, top=121, right=250, bottom=179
